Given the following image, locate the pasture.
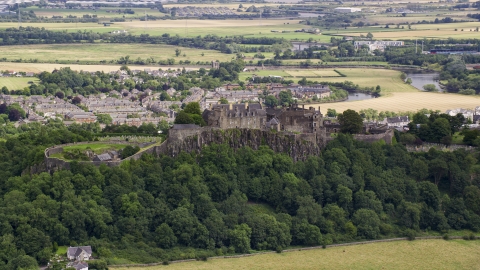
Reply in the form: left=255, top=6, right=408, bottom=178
left=314, top=92, right=480, bottom=113
left=0, top=77, right=39, bottom=90
left=113, top=239, right=480, bottom=270
left=0, top=44, right=234, bottom=64
left=0, top=63, right=198, bottom=73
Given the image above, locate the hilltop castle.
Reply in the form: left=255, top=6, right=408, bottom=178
left=202, top=103, right=324, bottom=134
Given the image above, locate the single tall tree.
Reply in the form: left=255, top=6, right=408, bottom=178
left=338, top=109, right=363, bottom=134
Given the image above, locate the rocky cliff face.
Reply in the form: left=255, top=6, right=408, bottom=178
left=161, top=128, right=323, bottom=161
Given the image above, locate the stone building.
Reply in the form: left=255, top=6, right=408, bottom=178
left=266, top=104, right=324, bottom=133
left=202, top=103, right=324, bottom=134
left=202, top=103, right=267, bottom=129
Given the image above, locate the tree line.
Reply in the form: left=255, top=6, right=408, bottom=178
left=0, top=121, right=480, bottom=268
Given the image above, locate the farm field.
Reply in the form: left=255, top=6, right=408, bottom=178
left=0, top=20, right=327, bottom=41
left=242, top=68, right=412, bottom=92
left=0, top=44, right=234, bottom=64
left=265, top=69, right=341, bottom=77
left=332, top=22, right=480, bottom=40
left=0, top=63, right=197, bottom=74
left=314, top=92, right=480, bottom=113
left=0, top=77, right=39, bottom=89
left=114, top=239, right=480, bottom=270
left=318, top=68, right=415, bottom=93
left=24, top=7, right=164, bottom=19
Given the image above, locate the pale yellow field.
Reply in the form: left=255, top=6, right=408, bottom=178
left=116, top=19, right=298, bottom=29
left=340, top=22, right=480, bottom=40
left=0, top=63, right=198, bottom=73
left=163, top=3, right=281, bottom=8
left=112, top=240, right=480, bottom=270
left=316, top=92, right=480, bottom=113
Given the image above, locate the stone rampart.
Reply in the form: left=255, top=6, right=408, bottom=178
left=44, top=141, right=142, bottom=172
left=43, top=128, right=394, bottom=172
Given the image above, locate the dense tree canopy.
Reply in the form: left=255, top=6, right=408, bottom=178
left=0, top=120, right=479, bottom=267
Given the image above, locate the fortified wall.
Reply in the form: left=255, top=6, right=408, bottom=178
left=43, top=103, right=394, bottom=172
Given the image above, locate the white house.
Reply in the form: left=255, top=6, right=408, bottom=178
left=334, top=7, right=362, bottom=13
left=445, top=108, right=473, bottom=121
left=67, top=246, right=92, bottom=261
left=381, top=116, right=409, bottom=128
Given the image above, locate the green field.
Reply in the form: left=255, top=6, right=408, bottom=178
left=0, top=20, right=328, bottom=41
left=241, top=68, right=414, bottom=93
left=0, top=77, right=39, bottom=90
left=113, top=239, right=480, bottom=270
left=0, top=44, right=234, bottom=64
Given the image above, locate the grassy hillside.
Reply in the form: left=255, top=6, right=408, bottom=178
left=114, top=239, right=480, bottom=270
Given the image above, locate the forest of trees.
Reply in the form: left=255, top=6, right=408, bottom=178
left=0, top=121, right=480, bottom=268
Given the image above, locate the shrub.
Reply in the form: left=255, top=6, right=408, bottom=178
left=443, top=234, right=450, bottom=240
left=404, top=229, right=416, bottom=241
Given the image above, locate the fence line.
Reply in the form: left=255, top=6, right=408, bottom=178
left=108, top=236, right=470, bottom=268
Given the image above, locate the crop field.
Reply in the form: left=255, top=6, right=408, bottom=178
left=114, top=239, right=480, bottom=270
left=0, top=77, right=39, bottom=89
left=24, top=7, right=164, bottom=19
left=0, top=20, right=328, bottom=41
left=0, top=43, right=234, bottom=64
left=333, top=22, right=480, bottom=40
left=313, top=92, right=480, bottom=113
left=0, top=63, right=197, bottom=73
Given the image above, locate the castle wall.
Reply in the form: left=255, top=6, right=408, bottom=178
left=220, top=115, right=265, bottom=130
left=43, top=127, right=393, bottom=172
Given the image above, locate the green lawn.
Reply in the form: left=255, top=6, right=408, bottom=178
left=50, top=143, right=129, bottom=160
left=56, top=246, right=68, bottom=256
left=0, top=77, right=39, bottom=90
left=63, top=143, right=128, bottom=153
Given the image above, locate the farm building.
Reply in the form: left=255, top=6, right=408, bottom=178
left=354, top=40, right=405, bottom=51
left=334, top=7, right=362, bottom=13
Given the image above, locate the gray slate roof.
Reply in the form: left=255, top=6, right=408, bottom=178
left=67, top=246, right=92, bottom=257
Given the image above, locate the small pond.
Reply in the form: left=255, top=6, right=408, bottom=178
left=404, top=70, right=442, bottom=92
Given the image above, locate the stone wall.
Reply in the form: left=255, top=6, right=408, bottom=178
left=43, top=128, right=394, bottom=172
left=353, top=129, right=394, bottom=144
left=44, top=141, right=141, bottom=172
